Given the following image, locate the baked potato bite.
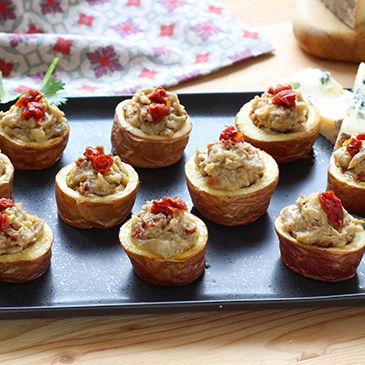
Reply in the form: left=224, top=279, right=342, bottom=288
left=119, top=196, right=208, bottom=286
left=55, top=145, right=139, bottom=229
left=111, top=86, right=192, bottom=168
left=185, top=126, right=279, bottom=226
left=235, top=84, right=320, bottom=164
left=327, top=133, right=365, bottom=217
left=0, top=89, right=69, bottom=170
left=0, top=198, right=53, bottom=283
left=0, top=152, right=14, bottom=199
left=275, top=191, right=365, bottom=282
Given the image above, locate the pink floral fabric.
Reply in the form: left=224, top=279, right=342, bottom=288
left=0, top=0, right=274, bottom=97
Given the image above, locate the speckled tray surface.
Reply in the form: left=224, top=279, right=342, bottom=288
left=0, top=92, right=363, bottom=319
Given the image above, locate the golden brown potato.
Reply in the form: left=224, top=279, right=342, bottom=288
left=0, top=152, right=14, bottom=199
left=55, top=162, right=139, bottom=229
left=275, top=206, right=365, bottom=282
left=235, top=100, right=320, bottom=164
left=119, top=213, right=208, bottom=286
left=185, top=150, right=279, bottom=226
left=0, top=216, right=53, bottom=283
left=0, top=123, right=69, bottom=170
left=327, top=154, right=365, bottom=217
left=111, top=100, right=192, bottom=168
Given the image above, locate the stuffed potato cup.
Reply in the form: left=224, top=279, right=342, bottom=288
left=185, top=126, right=279, bottom=226
left=0, top=152, right=14, bottom=199
left=327, top=133, right=365, bottom=217
left=111, top=86, right=192, bottom=168
left=0, top=199, right=53, bottom=283
left=119, top=196, right=208, bottom=286
left=235, top=84, right=320, bottom=164
left=0, top=89, right=69, bottom=170
left=275, top=191, right=365, bottom=282
left=55, top=145, right=139, bottom=229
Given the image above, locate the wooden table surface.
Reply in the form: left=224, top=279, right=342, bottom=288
left=2, top=1, right=365, bottom=364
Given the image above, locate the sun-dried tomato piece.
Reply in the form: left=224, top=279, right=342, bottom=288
left=272, top=89, right=297, bottom=107
left=318, top=191, right=343, bottom=226
left=92, top=154, right=113, bottom=175
left=0, top=198, right=15, bottom=211
left=15, top=89, right=43, bottom=108
left=148, top=86, right=168, bottom=103
left=274, top=84, right=293, bottom=94
left=219, top=126, right=244, bottom=143
left=149, top=102, right=170, bottom=122
left=151, top=196, right=187, bottom=215
left=84, top=146, right=104, bottom=160
left=22, top=101, right=46, bottom=123
left=0, top=213, right=8, bottom=231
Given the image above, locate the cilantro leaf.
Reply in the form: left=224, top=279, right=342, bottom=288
left=38, top=58, right=68, bottom=106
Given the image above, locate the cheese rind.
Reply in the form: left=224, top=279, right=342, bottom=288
left=335, top=62, right=365, bottom=149
left=321, top=0, right=365, bottom=29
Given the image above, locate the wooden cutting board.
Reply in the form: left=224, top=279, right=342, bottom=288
left=293, top=0, right=365, bottom=62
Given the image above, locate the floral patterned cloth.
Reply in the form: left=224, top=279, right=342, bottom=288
left=0, top=0, right=274, bottom=97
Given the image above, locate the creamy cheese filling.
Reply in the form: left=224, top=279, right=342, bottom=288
left=130, top=201, right=198, bottom=258
left=122, top=87, right=188, bottom=137
left=333, top=143, right=365, bottom=181
left=0, top=203, right=44, bottom=255
left=279, top=192, right=364, bottom=248
left=249, top=89, right=309, bottom=134
left=66, top=155, right=129, bottom=197
left=0, top=98, right=68, bottom=143
left=194, top=140, right=265, bottom=191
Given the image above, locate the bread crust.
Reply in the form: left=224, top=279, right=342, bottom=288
left=55, top=162, right=139, bottom=229
left=119, top=213, right=208, bottom=286
left=0, top=123, right=69, bottom=170
left=111, top=100, right=192, bottom=168
left=185, top=150, right=279, bottom=226
left=235, top=100, right=320, bottom=164
left=275, top=206, right=365, bottom=282
left=327, top=154, right=365, bottom=217
left=0, top=217, right=53, bottom=283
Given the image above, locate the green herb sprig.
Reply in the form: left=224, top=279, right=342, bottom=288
left=0, top=58, right=68, bottom=106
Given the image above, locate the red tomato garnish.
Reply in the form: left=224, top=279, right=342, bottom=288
left=345, top=133, right=365, bottom=156
left=84, top=146, right=105, bottom=160
left=150, top=196, right=188, bottom=215
left=274, top=84, right=293, bottom=94
left=318, top=191, right=343, bottom=226
left=0, top=213, right=8, bottom=231
left=272, top=89, right=296, bottom=107
left=0, top=198, right=15, bottom=211
left=219, top=126, right=244, bottom=144
left=148, top=86, right=168, bottom=103
left=149, top=102, right=170, bottom=123
left=92, top=154, right=113, bottom=175
left=15, top=89, right=43, bottom=107
left=22, top=101, right=46, bottom=123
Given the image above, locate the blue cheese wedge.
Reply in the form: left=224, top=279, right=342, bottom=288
left=334, top=62, right=365, bottom=149
left=283, top=68, right=353, bottom=144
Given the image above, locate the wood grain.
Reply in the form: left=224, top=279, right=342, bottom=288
left=2, top=1, right=365, bottom=364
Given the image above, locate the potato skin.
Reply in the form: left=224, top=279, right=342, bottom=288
left=235, top=100, right=320, bottom=164
left=0, top=153, right=14, bottom=199
left=55, top=162, right=139, bottom=229
left=0, top=218, right=53, bottom=283
left=119, top=214, right=208, bottom=286
left=275, top=206, right=365, bottom=282
left=0, top=123, right=69, bottom=170
left=185, top=150, right=279, bottom=226
left=111, top=100, right=192, bottom=168
left=327, top=155, right=365, bottom=217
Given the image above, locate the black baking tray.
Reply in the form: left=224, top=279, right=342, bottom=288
left=0, top=92, right=364, bottom=319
